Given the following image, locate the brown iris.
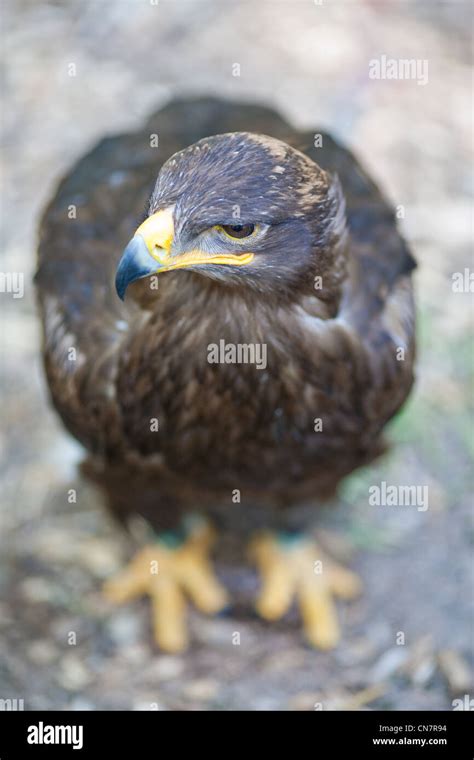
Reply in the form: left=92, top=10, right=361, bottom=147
left=219, top=223, right=256, bottom=239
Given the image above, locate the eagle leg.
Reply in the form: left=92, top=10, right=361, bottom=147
left=103, top=516, right=228, bottom=652
left=249, top=532, right=362, bottom=649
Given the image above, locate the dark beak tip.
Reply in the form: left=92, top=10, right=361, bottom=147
left=114, top=235, right=158, bottom=301
left=115, top=270, right=129, bottom=301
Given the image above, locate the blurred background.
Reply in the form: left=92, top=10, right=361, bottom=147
left=1, top=0, right=472, bottom=710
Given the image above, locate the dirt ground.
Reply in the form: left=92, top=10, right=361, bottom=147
left=1, top=0, right=472, bottom=710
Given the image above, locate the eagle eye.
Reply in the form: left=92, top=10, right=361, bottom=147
left=217, top=223, right=256, bottom=240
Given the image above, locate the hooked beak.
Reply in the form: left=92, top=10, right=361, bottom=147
left=115, top=235, right=159, bottom=301
left=115, top=207, right=174, bottom=301
left=115, top=207, right=254, bottom=300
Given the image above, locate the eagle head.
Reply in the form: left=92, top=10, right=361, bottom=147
left=116, top=132, right=347, bottom=304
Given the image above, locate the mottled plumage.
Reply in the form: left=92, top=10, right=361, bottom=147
left=35, top=98, right=416, bottom=648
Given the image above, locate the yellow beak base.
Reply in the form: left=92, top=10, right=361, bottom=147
left=116, top=207, right=255, bottom=299
left=134, top=208, right=254, bottom=271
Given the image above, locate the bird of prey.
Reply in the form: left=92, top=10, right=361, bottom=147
left=36, top=97, right=416, bottom=652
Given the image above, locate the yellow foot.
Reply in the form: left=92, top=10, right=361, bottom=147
left=104, top=518, right=228, bottom=652
left=250, top=532, right=362, bottom=650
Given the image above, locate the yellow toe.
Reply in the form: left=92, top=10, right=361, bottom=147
left=255, top=563, right=294, bottom=620
left=327, top=563, right=362, bottom=599
left=299, top=580, right=341, bottom=649
left=179, top=554, right=229, bottom=614
left=151, top=576, right=188, bottom=653
left=102, top=550, right=154, bottom=603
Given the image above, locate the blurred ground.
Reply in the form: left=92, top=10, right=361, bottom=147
left=1, top=0, right=473, bottom=710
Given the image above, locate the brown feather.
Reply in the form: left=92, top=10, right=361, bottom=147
left=36, top=97, right=416, bottom=532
